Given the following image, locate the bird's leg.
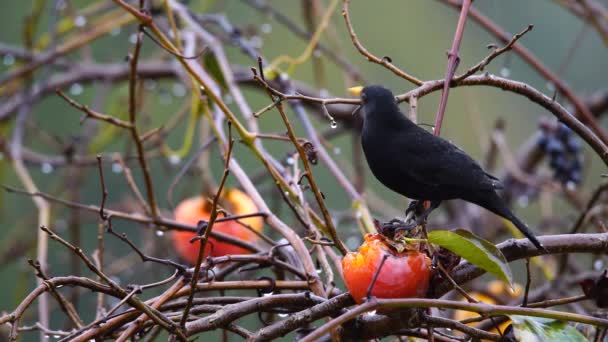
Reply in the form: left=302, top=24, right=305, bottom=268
left=404, top=200, right=425, bottom=227
left=415, top=200, right=442, bottom=225
left=405, top=200, right=424, bottom=217
left=382, top=200, right=440, bottom=239
left=405, top=199, right=436, bottom=226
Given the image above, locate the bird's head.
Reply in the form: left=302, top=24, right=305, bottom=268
left=348, top=85, right=400, bottom=123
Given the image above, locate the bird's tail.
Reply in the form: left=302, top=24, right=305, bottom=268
left=474, top=192, right=546, bottom=252
left=501, top=210, right=546, bottom=252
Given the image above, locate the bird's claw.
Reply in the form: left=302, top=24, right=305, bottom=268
left=379, top=218, right=417, bottom=239
left=405, top=200, right=440, bottom=227
left=405, top=200, right=424, bottom=217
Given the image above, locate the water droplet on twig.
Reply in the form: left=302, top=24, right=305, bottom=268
left=111, top=163, right=122, bottom=174
left=3, top=54, right=15, bottom=66
left=41, top=163, right=54, bottom=174
left=594, top=259, right=604, bottom=271
left=168, top=155, right=181, bottom=165
left=128, top=33, right=138, bottom=44
left=261, top=23, right=272, bottom=34
left=69, top=83, right=83, bottom=96
left=74, top=15, right=87, bottom=27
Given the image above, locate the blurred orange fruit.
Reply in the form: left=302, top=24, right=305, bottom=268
left=171, top=188, right=263, bottom=265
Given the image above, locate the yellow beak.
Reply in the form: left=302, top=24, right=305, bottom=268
left=347, top=86, right=364, bottom=97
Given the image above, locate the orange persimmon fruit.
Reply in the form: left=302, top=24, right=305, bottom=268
left=342, top=233, right=432, bottom=304
left=171, top=188, right=263, bottom=265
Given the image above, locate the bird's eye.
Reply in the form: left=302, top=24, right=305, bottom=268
left=361, top=93, right=367, bottom=102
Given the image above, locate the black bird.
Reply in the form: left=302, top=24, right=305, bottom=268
left=348, top=85, right=545, bottom=251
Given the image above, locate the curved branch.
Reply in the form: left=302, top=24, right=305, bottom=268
left=341, top=0, right=423, bottom=85
left=401, top=74, right=608, bottom=166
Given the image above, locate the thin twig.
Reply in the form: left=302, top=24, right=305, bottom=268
left=341, top=0, right=422, bottom=85
left=127, top=25, right=161, bottom=220
left=180, top=123, right=235, bottom=328
left=254, top=69, right=348, bottom=255
left=454, top=24, right=534, bottom=82
left=56, top=90, right=133, bottom=128
left=96, top=156, right=109, bottom=220
left=433, top=0, right=472, bottom=136
left=40, top=226, right=187, bottom=341
left=523, top=258, right=531, bottom=307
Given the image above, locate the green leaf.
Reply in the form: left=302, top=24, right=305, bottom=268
left=427, top=229, right=513, bottom=287
left=203, top=52, right=228, bottom=90
left=510, top=315, right=587, bottom=341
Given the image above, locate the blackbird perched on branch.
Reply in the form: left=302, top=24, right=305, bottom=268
left=348, top=85, right=545, bottom=252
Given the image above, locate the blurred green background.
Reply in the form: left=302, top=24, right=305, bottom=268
left=1, top=0, right=607, bottom=340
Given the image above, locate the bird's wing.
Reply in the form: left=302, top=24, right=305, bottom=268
left=397, top=129, right=501, bottom=191
left=483, top=171, right=504, bottom=189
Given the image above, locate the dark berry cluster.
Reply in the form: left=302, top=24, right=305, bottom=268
left=537, top=122, right=583, bottom=185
